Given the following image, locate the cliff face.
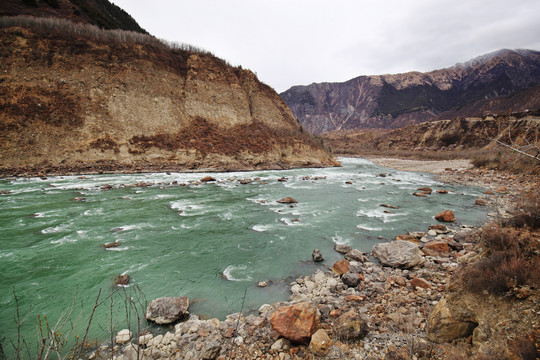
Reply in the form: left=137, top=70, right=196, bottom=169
left=0, top=25, right=338, bottom=174
left=281, top=49, right=540, bottom=134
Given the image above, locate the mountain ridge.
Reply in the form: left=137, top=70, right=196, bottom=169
left=281, top=49, right=540, bottom=134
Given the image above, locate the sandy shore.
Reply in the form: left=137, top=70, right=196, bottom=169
left=366, top=157, right=473, bottom=174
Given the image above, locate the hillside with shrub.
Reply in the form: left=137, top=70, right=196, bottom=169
left=0, top=0, right=146, bottom=33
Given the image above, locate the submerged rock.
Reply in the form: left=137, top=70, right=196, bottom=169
left=277, top=196, right=298, bottom=204
left=145, top=296, right=189, bottom=324
left=115, top=274, right=130, bottom=286
left=312, top=248, right=324, bottom=262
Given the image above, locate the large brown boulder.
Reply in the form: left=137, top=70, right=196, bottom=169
left=270, top=302, right=319, bottom=344
left=145, top=296, right=189, bottom=324
left=426, top=298, right=477, bottom=343
left=435, top=210, right=456, bottom=222
left=372, top=240, right=423, bottom=269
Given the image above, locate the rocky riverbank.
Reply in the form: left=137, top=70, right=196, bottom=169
left=92, top=164, right=537, bottom=360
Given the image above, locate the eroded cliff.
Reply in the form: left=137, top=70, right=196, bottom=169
left=0, top=24, right=338, bottom=175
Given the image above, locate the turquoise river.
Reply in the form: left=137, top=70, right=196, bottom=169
left=0, top=157, right=487, bottom=353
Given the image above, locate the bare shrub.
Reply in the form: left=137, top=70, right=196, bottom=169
left=506, top=191, right=540, bottom=230
left=509, top=332, right=539, bottom=360
left=0, top=15, right=215, bottom=57
left=463, top=252, right=537, bottom=295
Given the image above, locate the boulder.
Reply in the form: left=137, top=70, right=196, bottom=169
left=380, top=204, right=398, bottom=209
left=270, top=302, right=319, bottom=344
left=312, top=249, right=324, bottom=262
left=341, top=273, right=361, bottom=287
left=426, top=298, right=477, bottom=343
left=309, top=329, right=333, bottom=357
left=200, top=176, right=216, bottom=182
left=372, top=240, right=423, bottom=269
left=332, top=259, right=350, bottom=275
left=413, top=191, right=427, bottom=197
left=277, top=196, right=298, bottom=204
left=334, top=311, right=368, bottom=341
left=437, top=189, right=449, bottom=194
left=434, top=210, right=456, bottom=222
left=145, top=296, right=189, bottom=324
left=422, top=240, right=451, bottom=257
left=334, top=244, right=352, bottom=254
left=344, top=249, right=367, bottom=262
left=417, top=187, right=433, bottom=194
left=103, top=242, right=119, bottom=249
left=115, top=329, right=132, bottom=344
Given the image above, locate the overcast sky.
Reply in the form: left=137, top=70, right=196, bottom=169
left=110, top=0, right=540, bottom=93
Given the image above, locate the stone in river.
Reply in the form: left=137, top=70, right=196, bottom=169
left=200, top=176, right=216, bottom=182
left=435, top=210, right=456, bottom=222
left=145, top=296, right=189, bottom=324
left=277, top=196, right=298, bottom=204
left=417, top=187, right=432, bottom=194
left=312, top=249, right=324, bottom=262
left=103, top=242, right=119, bottom=249
left=115, top=274, right=130, bottom=285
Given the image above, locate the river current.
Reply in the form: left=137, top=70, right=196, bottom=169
left=0, top=157, right=486, bottom=350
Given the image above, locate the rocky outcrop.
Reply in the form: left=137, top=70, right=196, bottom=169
left=0, top=22, right=338, bottom=176
left=281, top=49, right=540, bottom=134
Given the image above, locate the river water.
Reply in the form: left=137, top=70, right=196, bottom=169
left=0, top=157, right=486, bottom=351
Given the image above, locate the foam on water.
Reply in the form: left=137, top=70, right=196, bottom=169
left=222, top=264, right=252, bottom=281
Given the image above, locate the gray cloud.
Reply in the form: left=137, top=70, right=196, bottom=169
left=111, top=0, right=540, bottom=92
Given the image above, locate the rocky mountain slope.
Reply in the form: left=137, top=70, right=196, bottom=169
left=0, top=0, right=146, bottom=33
left=0, top=18, right=338, bottom=175
left=281, top=49, right=540, bottom=134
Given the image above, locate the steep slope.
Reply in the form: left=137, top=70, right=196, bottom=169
left=0, top=21, right=338, bottom=175
left=0, top=0, right=146, bottom=33
left=281, top=49, right=540, bottom=134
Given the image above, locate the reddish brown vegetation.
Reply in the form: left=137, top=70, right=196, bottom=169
left=128, top=117, right=318, bottom=157
left=459, top=193, right=540, bottom=296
